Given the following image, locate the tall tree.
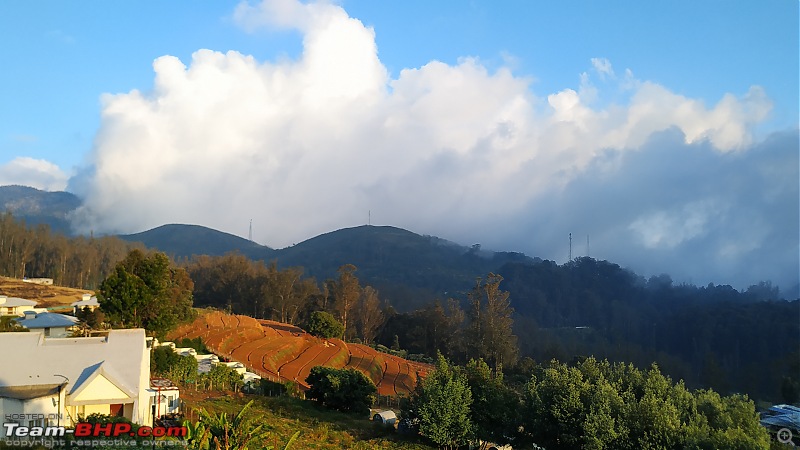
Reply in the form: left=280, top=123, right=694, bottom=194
left=466, top=273, right=518, bottom=370
left=464, top=359, right=521, bottom=449
left=355, top=286, right=384, bottom=344
left=329, top=264, right=361, bottom=339
left=403, top=353, right=473, bottom=450
left=98, top=249, right=194, bottom=336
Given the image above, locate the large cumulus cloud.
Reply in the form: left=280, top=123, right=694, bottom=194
left=68, top=0, right=798, bottom=292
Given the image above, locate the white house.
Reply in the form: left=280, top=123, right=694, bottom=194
left=0, top=329, right=153, bottom=437
left=148, top=378, right=181, bottom=423
left=0, top=295, right=37, bottom=316
left=70, top=294, right=100, bottom=315
left=15, top=311, right=79, bottom=338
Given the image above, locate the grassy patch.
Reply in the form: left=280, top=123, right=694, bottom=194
left=182, top=390, right=433, bottom=449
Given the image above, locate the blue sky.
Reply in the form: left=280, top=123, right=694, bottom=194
left=1, top=1, right=796, bottom=171
left=0, top=0, right=797, bottom=292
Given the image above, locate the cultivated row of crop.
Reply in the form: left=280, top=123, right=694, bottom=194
left=167, top=311, right=429, bottom=396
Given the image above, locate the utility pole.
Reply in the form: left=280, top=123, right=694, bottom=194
left=54, top=374, right=68, bottom=427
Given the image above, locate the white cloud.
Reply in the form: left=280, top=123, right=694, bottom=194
left=67, top=0, right=795, bottom=290
left=590, top=57, right=615, bottom=79
left=0, top=157, right=68, bottom=191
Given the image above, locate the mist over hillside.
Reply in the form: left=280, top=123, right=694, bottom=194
left=1, top=183, right=797, bottom=299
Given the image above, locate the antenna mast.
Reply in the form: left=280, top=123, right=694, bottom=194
left=248, top=219, right=252, bottom=241
left=368, top=210, right=371, bottom=226
left=569, top=233, right=572, bottom=262
left=587, top=234, right=590, bottom=258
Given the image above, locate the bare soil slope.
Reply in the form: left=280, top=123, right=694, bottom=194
left=169, top=311, right=430, bottom=396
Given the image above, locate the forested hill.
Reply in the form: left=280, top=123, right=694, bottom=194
left=496, top=257, right=800, bottom=403
left=121, top=223, right=534, bottom=311
left=120, top=224, right=272, bottom=259
left=0, top=185, right=80, bottom=235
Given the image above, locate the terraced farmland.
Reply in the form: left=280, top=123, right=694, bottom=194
left=168, top=311, right=430, bottom=396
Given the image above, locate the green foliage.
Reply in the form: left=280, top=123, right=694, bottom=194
left=464, top=359, right=521, bottom=448
left=186, top=254, right=320, bottom=325
left=176, top=336, right=210, bottom=354
left=305, top=366, right=377, bottom=415
left=403, top=353, right=473, bottom=450
left=190, top=400, right=269, bottom=450
left=98, top=249, right=195, bottom=336
left=501, top=257, right=800, bottom=403
left=466, top=273, right=518, bottom=370
left=151, top=346, right=199, bottom=383
left=328, top=264, right=361, bottom=340
left=304, top=311, right=344, bottom=339
left=0, top=315, right=28, bottom=332
left=75, top=305, right=105, bottom=331
left=523, top=358, right=771, bottom=450
left=186, top=394, right=435, bottom=449
left=199, top=363, right=244, bottom=392
left=258, top=378, right=289, bottom=396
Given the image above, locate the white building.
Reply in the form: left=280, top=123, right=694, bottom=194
left=0, top=329, right=153, bottom=437
left=0, top=295, right=37, bottom=316
left=70, top=294, right=100, bottom=315
left=148, top=378, right=181, bottom=422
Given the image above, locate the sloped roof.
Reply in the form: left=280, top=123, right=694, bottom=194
left=0, top=296, right=37, bottom=308
left=761, top=404, right=800, bottom=430
left=71, top=297, right=99, bottom=308
left=15, top=312, right=79, bottom=329
left=0, top=329, right=148, bottom=401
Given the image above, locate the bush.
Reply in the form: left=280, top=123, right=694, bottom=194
left=151, top=346, right=198, bottom=383
left=304, top=311, right=344, bottom=339
left=175, top=336, right=209, bottom=354
left=305, top=366, right=377, bottom=415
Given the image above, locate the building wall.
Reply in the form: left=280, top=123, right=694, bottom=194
left=0, top=395, right=66, bottom=438
left=136, top=337, right=152, bottom=426
left=71, top=376, right=130, bottom=404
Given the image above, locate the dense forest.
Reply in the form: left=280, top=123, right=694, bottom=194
left=0, top=212, right=797, bottom=405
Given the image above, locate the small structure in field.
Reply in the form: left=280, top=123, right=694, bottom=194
left=373, top=410, right=397, bottom=426
left=71, top=294, right=99, bottom=315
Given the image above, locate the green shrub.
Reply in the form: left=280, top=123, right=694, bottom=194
left=304, top=311, right=344, bottom=339
left=305, top=366, right=377, bottom=415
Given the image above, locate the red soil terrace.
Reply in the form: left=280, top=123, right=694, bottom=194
left=168, top=311, right=430, bottom=396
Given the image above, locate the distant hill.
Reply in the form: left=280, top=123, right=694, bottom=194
left=119, top=223, right=535, bottom=310
left=120, top=224, right=274, bottom=259
left=274, top=225, right=534, bottom=308
left=0, top=185, right=81, bottom=235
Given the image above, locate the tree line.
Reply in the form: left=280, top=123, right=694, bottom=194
left=0, top=212, right=139, bottom=288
